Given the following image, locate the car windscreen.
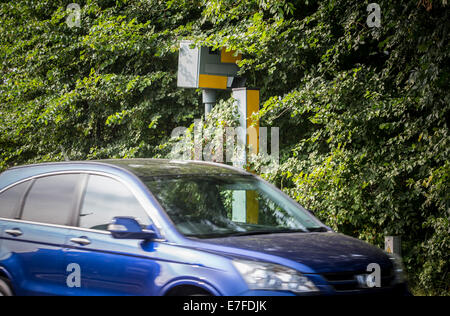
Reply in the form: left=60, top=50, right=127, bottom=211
left=143, top=174, right=327, bottom=239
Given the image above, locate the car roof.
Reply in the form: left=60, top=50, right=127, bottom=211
left=101, top=159, right=247, bottom=177
left=0, top=159, right=249, bottom=191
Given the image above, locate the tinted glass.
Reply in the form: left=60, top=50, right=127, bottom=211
left=21, top=174, right=80, bottom=225
left=79, top=175, right=150, bottom=231
left=144, top=175, right=327, bottom=239
left=0, top=181, right=30, bottom=219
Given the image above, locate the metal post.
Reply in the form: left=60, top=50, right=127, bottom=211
left=385, top=236, right=401, bottom=256
left=230, top=88, right=260, bottom=224
left=202, top=89, right=217, bottom=115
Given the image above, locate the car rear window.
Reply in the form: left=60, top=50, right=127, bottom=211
left=0, top=181, right=30, bottom=219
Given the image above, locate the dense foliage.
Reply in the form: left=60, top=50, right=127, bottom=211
left=1, top=0, right=448, bottom=294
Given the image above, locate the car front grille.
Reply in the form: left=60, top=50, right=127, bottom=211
left=322, top=267, right=395, bottom=292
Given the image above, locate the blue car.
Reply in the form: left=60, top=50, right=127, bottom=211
left=0, top=159, right=409, bottom=296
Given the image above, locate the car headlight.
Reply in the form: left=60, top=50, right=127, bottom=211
left=232, top=259, right=319, bottom=293
left=387, top=253, right=406, bottom=284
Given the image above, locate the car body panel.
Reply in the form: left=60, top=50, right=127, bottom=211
left=63, top=229, right=160, bottom=296
left=196, top=232, right=393, bottom=273
left=62, top=228, right=247, bottom=296
left=0, top=220, right=70, bottom=295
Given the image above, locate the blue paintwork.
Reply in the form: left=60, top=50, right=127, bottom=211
left=1, top=221, right=70, bottom=295
left=197, top=232, right=393, bottom=273
left=0, top=160, right=409, bottom=296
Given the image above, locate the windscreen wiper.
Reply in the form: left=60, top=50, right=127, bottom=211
left=224, top=229, right=308, bottom=237
left=306, top=227, right=329, bottom=232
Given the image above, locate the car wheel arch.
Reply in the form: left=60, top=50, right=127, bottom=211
left=0, top=268, right=14, bottom=296
left=0, top=267, right=13, bottom=282
left=161, top=279, right=221, bottom=296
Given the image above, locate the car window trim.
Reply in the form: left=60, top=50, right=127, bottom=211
left=16, top=179, right=34, bottom=220
left=0, top=170, right=164, bottom=238
left=0, top=217, right=111, bottom=235
left=72, top=174, right=89, bottom=228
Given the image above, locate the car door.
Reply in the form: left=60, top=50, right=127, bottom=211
left=0, top=181, right=32, bottom=274
left=64, top=174, right=161, bottom=296
left=0, top=174, right=83, bottom=296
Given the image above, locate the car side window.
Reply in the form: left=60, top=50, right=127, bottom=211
left=21, top=174, right=80, bottom=226
left=0, top=181, right=30, bottom=219
left=79, top=175, right=151, bottom=231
